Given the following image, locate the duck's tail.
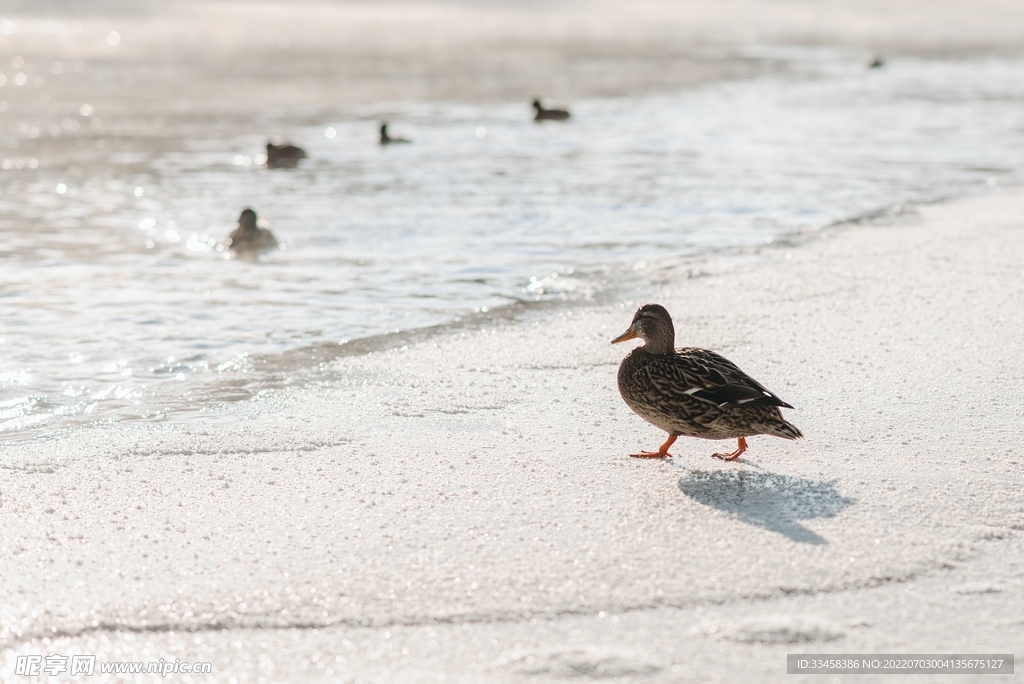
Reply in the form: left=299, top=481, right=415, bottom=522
left=766, top=418, right=803, bottom=440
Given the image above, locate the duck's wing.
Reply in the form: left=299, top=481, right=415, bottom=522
left=256, top=229, right=279, bottom=248
left=646, top=347, right=793, bottom=409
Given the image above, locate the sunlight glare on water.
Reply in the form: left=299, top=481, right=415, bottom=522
left=0, top=47, right=1023, bottom=438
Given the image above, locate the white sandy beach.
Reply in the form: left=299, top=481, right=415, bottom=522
left=2, top=189, right=1022, bottom=681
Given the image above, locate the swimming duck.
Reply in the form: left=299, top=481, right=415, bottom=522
left=379, top=122, right=411, bottom=145
left=265, top=142, right=307, bottom=169
left=228, top=208, right=278, bottom=253
left=866, top=55, right=885, bottom=69
left=612, top=304, right=802, bottom=460
left=532, top=98, right=570, bottom=121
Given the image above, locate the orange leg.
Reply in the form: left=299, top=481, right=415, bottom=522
left=712, top=437, right=747, bottom=461
left=631, top=434, right=676, bottom=459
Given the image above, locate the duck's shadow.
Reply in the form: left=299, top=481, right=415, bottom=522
left=677, top=468, right=853, bottom=545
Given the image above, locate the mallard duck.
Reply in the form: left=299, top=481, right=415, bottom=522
left=532, top=98, right=570, bottom=121
left=228, top=208, right=278, bottom=253
left=265, top=142, right=307, bottom=169
left=379, top=122, right=411, bottom=145
left=612, top=304, right=802, bottom=460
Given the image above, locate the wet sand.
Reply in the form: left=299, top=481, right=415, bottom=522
left=2, top=190, right=1022, bottom=680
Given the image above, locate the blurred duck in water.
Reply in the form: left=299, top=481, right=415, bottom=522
left=532, top=98, right=570, bottom=121
left=379, top=122, right=410, bottom=145
left=866, top=55, right=885, bottom=69
left=265, top=142, right=307, bottom=169
left=228, top=208, right=278, bottom=254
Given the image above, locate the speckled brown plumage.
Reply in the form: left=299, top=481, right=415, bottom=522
left=613, top=304, right=802, bottom=459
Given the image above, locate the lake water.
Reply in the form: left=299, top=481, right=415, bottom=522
left=2, top=36, right=1023, bottom=439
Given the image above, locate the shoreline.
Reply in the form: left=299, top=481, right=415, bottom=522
left=0, top=186, right=971, bottom=446
left=7, top=0, right=1024, bottom=445
left=0, top=183, right=965, bottom=446
left=3, top=188, right=1023, bottom=680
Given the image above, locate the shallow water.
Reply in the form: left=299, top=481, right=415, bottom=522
left=1, top=44, right=1023, bottom=439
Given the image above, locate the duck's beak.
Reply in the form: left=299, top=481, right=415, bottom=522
left=611, top=327, right=638, bottom=345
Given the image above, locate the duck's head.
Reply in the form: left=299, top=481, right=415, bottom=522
left=266, top=142, right=276, bottom=152
left=531, top=99, right=542, bottom=110
left=612, top=303, right=676, bottom=355
left=380, top=122, right=388, bottom=135
left=238, top=208, right=258, bottom=233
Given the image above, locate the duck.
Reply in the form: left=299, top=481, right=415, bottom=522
left=228, top=208, right=278, bottom=253
left=612, top=303, right=802, bottom=460
left=866, top=55, right=885, bottom=69
left=379, top=122, right=411, bottom=145
left=265, top=142, right=307, bottom=169
left=532, top=98, right=570, bottom=121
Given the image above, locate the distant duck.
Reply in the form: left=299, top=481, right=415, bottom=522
left=379, top=122, right=410, bottom=145
left=265, top=142, right=307, bottom=169
left=613, top=304, right=802, bottom=460
left=866, top=55, right=885, bottom=69
left=532, top=98, right=570, bottom=121
left=228, top=208, right=278, bottom=253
